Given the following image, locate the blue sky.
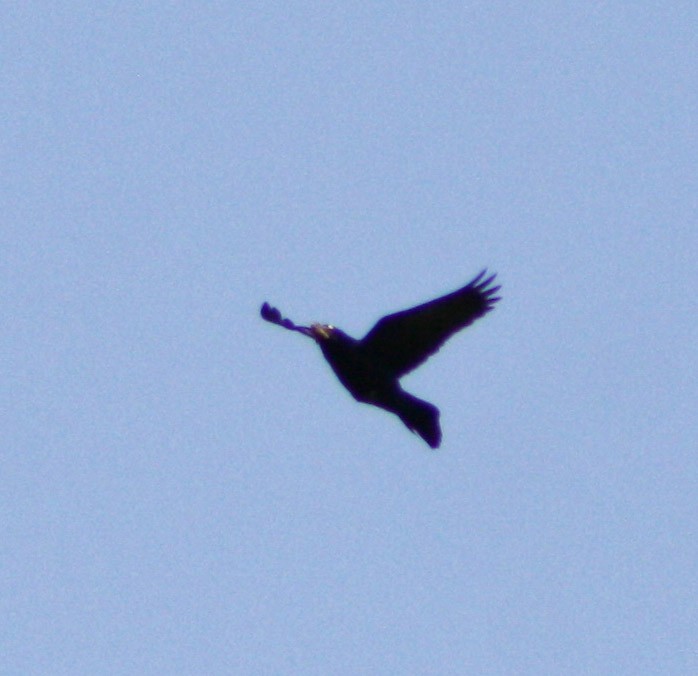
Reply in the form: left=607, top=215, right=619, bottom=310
left=3, top=3, right=697, bottom=674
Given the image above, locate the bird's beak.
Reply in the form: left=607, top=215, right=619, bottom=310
left=310, top=324, right=332, bottom=340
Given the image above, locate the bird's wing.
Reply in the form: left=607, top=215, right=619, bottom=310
left=360, top=271, right=501, bottom=378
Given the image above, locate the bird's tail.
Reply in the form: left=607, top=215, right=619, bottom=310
left=396, top=392, right=441, bottom=449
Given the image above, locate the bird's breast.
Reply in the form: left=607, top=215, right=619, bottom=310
left=320, top=342, right=392, bottom=401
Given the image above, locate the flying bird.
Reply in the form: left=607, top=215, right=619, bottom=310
left=260, top=270, right=501, bottom=449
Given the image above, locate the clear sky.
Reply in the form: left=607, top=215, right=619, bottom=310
left=3, top=3, right=697, bottom=674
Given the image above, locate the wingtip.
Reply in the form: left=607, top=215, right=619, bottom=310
left=470, top=269, right=499, bottom=293
left=471, top=269, right=487, bottom=285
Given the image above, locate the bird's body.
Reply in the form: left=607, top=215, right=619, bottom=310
left=314, top=329, right=389, bottom=400
left=311, top=326, right=442, bottom=447
left=261, top=270, right=500, bottom=449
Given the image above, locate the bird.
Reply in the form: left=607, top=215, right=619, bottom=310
left=260, top=270, right=501, bottom=449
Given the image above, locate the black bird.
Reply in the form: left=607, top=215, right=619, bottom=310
left=260, top=270, right=500, bottom=449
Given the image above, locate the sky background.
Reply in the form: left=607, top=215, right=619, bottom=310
left=3, top=3, right=697, bottom=674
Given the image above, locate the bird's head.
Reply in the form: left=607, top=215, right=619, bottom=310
left=310, top=323, right=336, bottom=341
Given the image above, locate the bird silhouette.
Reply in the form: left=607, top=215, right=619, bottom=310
left=260, top=270, right=501, bottom=448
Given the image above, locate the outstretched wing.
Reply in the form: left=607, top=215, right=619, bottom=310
left=360, top=271, right=501, bottom=378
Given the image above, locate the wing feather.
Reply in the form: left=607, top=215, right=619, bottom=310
left=360, top=271, right=500, bottom=378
